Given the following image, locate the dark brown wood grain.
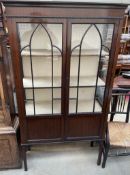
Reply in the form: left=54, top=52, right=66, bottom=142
left=113, top=75, right=130, bottom=88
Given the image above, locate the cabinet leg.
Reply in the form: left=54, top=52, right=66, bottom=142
left=28, top=145, right=31, bottom=151
left=97, top=141, right=103, bottom=166
left=102, top=145, right=109, bottom=168
left=90, top=141, right=94, bottom=147
left=22, top=146, right=28, bottom=171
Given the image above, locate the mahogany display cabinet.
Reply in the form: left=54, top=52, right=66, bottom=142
left=2, top=0, right=127, bottom=170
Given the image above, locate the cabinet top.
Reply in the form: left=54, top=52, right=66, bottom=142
left=1, top=0, right=129, bottom=6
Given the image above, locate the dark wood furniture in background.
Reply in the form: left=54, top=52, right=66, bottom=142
left=0, top=3, right=21, bottom=169
left=119, top=13, right=130, bottom=54
left=116, top=12, right=130, bottom=75
left=102, top=89, right=130, bottom=168
left=2, top=1, right=127, bottom=170
left=0, top=2, right=16, bottom=119
left=113, top=75, right=130, bottom=89
left=101, top=72, right=130, bottom=168
left=111, top=76, right=130, bottom=122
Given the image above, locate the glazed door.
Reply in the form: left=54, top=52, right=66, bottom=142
left=8, top=17, right=118, bottom=142
left=65, top=19, right=116, bottom=140
left=8, top=18, right=67, bottom=142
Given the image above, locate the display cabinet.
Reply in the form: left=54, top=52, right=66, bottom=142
left=3, top=0, right=127, bottom=170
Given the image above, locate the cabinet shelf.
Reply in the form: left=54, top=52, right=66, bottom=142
left=21, top=49, right=108, bottom=57
left=21, top=49, right=61, bottom=57
left=25, top=100, right=61, bottom=115
left=23, top=77, right=61, bottom=88
left=25, top=99, right=101, bottom=115
left=23, top=76, right=105, bottom=88
left=71, top=49, right=108, bottom=57
left=70, top=76, right=105, bottom=87
left=69, top=99, right=101, bottom=113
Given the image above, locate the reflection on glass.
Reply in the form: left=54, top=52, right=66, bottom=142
left=18, top=23, right=62, bottom=116
left=69, top=24, right=114, bottom=114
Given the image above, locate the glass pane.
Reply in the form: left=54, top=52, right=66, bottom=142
left=18, top=23, right=62, bottom=116
left=25, top=86, right=61, bottom=115
left=69, top=24, right=114, bottom=114
left=53, top=88, right=61, bottom=114
left=69, top=88, right=76, bottom=113
left=69, top=87, right=102, bottom=113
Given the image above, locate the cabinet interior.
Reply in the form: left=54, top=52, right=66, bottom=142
left=17, top=23, right=114, bottom=116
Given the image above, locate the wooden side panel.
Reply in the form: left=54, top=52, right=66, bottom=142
left=66, top=116, right=101, bottom=139
left=27, top=117, right=62, bottom=141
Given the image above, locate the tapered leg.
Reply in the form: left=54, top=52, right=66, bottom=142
left=102, top=144, right=110, bottom=168
left=22, top=146, right=28, bottom=171
left=28, top=145, right=31, bottom=151
left=97, top=141, right=103, bottom=166
left=90, top=141, right=94, bottom=147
